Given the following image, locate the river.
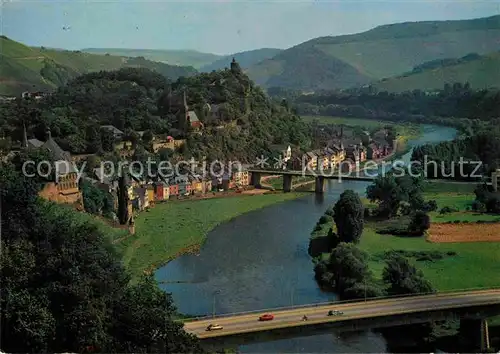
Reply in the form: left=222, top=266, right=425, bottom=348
left=156, top=125, right=457, bottom=353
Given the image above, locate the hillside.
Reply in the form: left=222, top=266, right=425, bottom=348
left=246, top=15, right=500, bottom=91
left=0, top=37, right=197, bottom=96
left=82, top=48, right=221, bottom=69
left=372, top=52, right=500, bottom=92
left=0, top=61, right=311, bottom=161
left=247, top=44, right=371, bottom=90
left=199, top=48, right=282, bottom=72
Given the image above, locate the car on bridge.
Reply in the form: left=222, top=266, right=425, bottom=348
left=206, top=324, right=223, bottom=331
left=328, top=310, right=343, bottom=316
left=259, top=314, right=274, bottom=321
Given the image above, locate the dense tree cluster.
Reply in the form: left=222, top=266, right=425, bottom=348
left=366, top=169, right=425, bottom=218
left=292, top=84, right=500, bottom=121
left=314, top=242, right=435, bottom=300
left=412, top=130, right=500, bottom=180
left=0, top=162, right=202, bottom=353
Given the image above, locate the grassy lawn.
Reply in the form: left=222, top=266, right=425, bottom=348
left=118, top=193, right=306, bottom=278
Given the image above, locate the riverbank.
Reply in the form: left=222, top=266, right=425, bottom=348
left=117, top=192, right=307, bottom=279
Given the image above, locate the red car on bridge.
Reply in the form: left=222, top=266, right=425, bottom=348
left=259, top=313, right=274, bottom=321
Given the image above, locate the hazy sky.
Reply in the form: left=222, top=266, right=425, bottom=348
left=2, top=0, right=499, bottom=55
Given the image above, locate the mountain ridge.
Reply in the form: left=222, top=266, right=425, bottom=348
left=246, top=14, right=500, bottom=90
left=0, top=36, right=197, bottom=96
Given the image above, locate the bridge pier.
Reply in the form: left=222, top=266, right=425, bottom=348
left=283, top=174, right=292, bottom=193
left=459, top=318, right=490, bottom=352
left=315, top=176, right=325, bottom=194
left=250, top=172, right=261, bottom=188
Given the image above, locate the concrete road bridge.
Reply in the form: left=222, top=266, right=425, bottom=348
left=184, top=289, right=500, bottom=351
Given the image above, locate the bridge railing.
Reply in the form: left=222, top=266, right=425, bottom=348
left=181, top=286, right=500, bottom=323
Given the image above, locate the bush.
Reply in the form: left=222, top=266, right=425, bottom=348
left=423, top=200, right=438, bottom=212
left=471, top=200, right=486, bottom=212
left=376, top=226, right=410, bottom=235
left=380, top=250, right=454, bottom=263
left=408, top=211, right=430, bottom=236
left=319, top=215, right=331, bottom=224
left=439, top=206, right=459, bottom=214
left=324, top=206, right=335, bottom=217
left=486, top=195, right=500, bottom=214
left=314, top=223, right=322, bottom=231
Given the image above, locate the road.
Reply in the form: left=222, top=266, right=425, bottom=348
left=183, top=289, right=500, bottom=339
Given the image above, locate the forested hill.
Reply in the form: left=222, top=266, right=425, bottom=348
left=0, top=36, right=197, bottom=96
left=246, top=15, right=500, bottom=91
left=1, top=62, right=311, bottom=162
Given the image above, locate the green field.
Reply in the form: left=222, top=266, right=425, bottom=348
left=117, top=193, right=305, bottom=278
left=359, top=226, right=500, bottom=291
left=301, top=115, right=398, bottom=128
left=301, top=115, right=421, bottom=140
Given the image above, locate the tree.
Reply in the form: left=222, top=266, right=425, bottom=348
left=0, top=163, right=203, bottom=353
left=100, top=128, right=116, bottom=152
left=408, top=211, right=431, bottom=236
left=0, top=136, right=12, bottom=156
left=142, top=130, right=154, bottom=145
left=80, top=179, right=113, bottom=215
left=86, top=125, right=103, bottom=154
left=382, top=254, right=435, bottom=296
left=108, top=276, right=202, bottom=353
left=117, top=170, right=130, bottom=225
left=366, top=171, right=424, bottom=218
left=333, top=190, right=364, bottom=243
left=327, top=243, right=372, bottom=295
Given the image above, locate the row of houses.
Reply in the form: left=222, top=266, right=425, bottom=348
left=293, top=127, right=396, bottom=171
left=89, top=164, right=252, bottom=214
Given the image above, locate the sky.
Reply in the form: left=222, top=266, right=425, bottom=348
left=2, top=0, right=500, bottom=55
